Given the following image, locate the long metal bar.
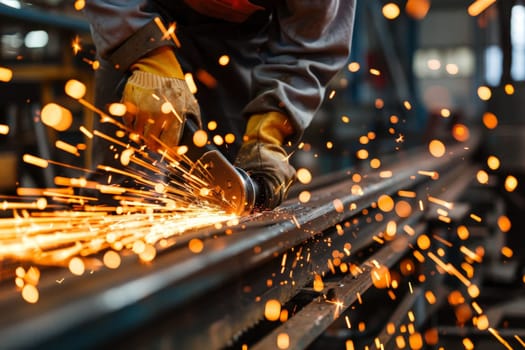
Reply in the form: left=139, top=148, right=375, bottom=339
left=0, top=135, right=479, bottom=348
left=252, top=222, right=425, bottom=350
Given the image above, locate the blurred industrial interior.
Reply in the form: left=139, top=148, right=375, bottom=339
left=0, top=1, right=524, bottom=349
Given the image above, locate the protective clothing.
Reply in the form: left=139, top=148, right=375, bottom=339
left=122, top=47, right=200, bottom=149
left=83, top=0, right=356, bottom=144
left=83, top=0, right=355, bottom=209
left=235, top=111, right=295, bottom=210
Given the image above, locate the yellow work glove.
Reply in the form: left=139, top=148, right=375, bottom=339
left=234, top=111, right=297, bottom=210
left=122, top=46, right=201, bottom=149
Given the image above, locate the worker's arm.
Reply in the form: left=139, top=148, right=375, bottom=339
left=235, top=0, right=356, bottom=209
left=83, top=2, right=199, bottom=149
left=242, top=0, right=356, bottom=143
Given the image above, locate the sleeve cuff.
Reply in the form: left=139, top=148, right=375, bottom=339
left=108, top=19, right=176, bottom=72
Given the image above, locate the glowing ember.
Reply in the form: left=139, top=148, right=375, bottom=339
left=487, top=155, right=500, bottom=170
left=369, top=68, right=381, bottom=76
left=497, top=215, right=511, bottom=232
left=333, top=199, right=344, bottom=213
left=193, top=129, right=208, bottom=147
left=0, top=124, right=9, bottom=135
left=313, top=274, right=324, bottom=292
left=108, top=103, right=127, bottom=116
left=264, top=299, right=281, bottom=321
left=224, top=133, right=235, bottom=144
left=103, top=250, right=121, bottom=269
left=482, top=112, right=498, bottom=129
left=417, top=234, right=431, bottom=250
left=477, top=86, right=492, bottom=101
left=463, top=337, right=474, bottom=350
left=504, top=83, right=515, bottom=95
left=456, top=226, right=469, bottom=243
left=370, top=264, right=391, bottom=289
left=296, top=168, right=312, bottom=184
left=468, top=0, right=496, bottom=17
left=184, top=73, right=198, bottom=94
left=21, top=284, right=39, bottom=304
left=377, top=194, right=394, bottom=212
left=69, top=257, right=85, bottom=276
left=65, top=79, right=87, bottom=99
left=428, top=140, right=446, bottom=158
left=276, top=333, right=290, bottom=349
left=452, top=124, right=470, bottom=142
left=476, top=170, right=489, bottom=184
left=218, top=55, right=230, bottom=66
left=504, top=175, right=518, bottom=192
left=74, top=0, right=85, bottom=11
left=189, top=238, right=204, bottom=254
left=0, top=67, right=13, bottom=82
left=382, top=3, right=401, bottom=20
left=405, top=0, right=431, bottom=20
left=348, top=62, right=360, bottom=72
left=41, top=103, right=73, bottom=132
left=395, top=200, right=412, bottom=218
left=213, top=135, right=224, bottom=146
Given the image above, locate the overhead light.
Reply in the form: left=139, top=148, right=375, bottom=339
left=0, top=0, right=21, bottom=8
left=24, top=30, right=49, bottom=49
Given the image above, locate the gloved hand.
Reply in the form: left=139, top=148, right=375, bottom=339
left=122, top=46, right=200, bottom=149
left=234, top=111, right=296, bottom=210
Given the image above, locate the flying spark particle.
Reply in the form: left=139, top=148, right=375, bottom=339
left=296, top=168, right=312, bottom=184
left=73, top=0, right=85, bottom=9
left=348, top=62, right=360, bottom=73
left=264, top=299, right=281, bottom=321
left=497, top=215, right=511, bottom=232
left=476, top=170, right=489, bottom=184
left=514, top=335, right=525, bottom=347
left=369, top=68, right=381, bottom=76
left=477, top=85, right=492, bottom=101
left=505, top=175, right=518, bottom=192
left=189, top=238, right=204, bottom=254
left=41, top=103, right=73, bottom=131
left=428, top=140, right=446, bottom=158
left=103, top=250, right=121, bottom=269
left=382, top=3, right=401, bottom=19
left=452, top=124, right=470, bottom=142
left=468, top=0, right=496, bottom=17
left=21, top=284, right=39, bottom=304
left=482, top=112, right=498, bottom=129
left=504, top=83, right=515, bottom=95
left=487, top=155, right=500, bottom=170
left=0, top=67, right=13, bottom=82
left=470, top=213, right=482, bottom=223
left=298, top=191, right=311, bottom=203
left=0, top=124, right=9, bottom=135
left=488, top=327, right=513, bottom=350
left=277, top=333, right=290, bottom=349
left=501, top=246, right=513, bottom=258
left=218, top=55, right=230, bottom=66
left=23, top=154, right=49, bottom=168
left=184, top=73, right=198, bottom=94
left=69, top=257, right=85, bottom=276
left=65, top=79, right=87, bottom=99
left=377, top=195, right=394, bottom=212
left=108, top=103, right=127, bottom=116
left=463, top=337, right=475, bottom=350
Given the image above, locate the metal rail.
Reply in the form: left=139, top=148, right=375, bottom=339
left=0, top=135, right=479, bottom=349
